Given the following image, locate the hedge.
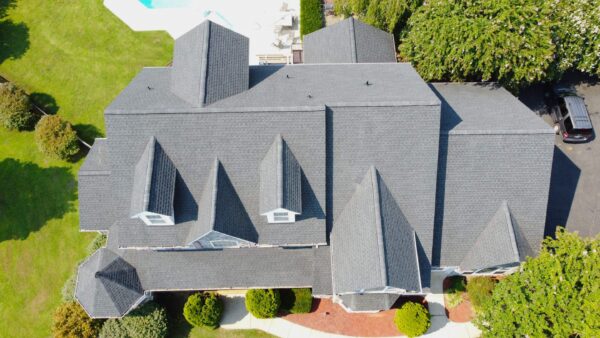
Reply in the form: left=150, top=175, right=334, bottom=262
left=183, top=292, right=224, bottom=329
left=394, top=302, right=430, bottom=337
left=300, top=0, right=323, bottom=37
left=281, top=288, right=312, bottom=314
left=245, top=289, right=281, bottom=318
left=52, top=302, right=103, bottom=338
left=87, top=233, right=107, bottom=254
left=466, top=276, right=496, bottom=310
left=99, top=302, right=168, bottom=338
left=0, top=82, right=35, bottom=130
left=34, top=115, right=80, bottom=160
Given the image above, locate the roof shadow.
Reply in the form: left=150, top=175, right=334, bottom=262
left=174, top=172, right=198, bottom=223
left=0, top=158, right=76, bottom=242
left=545, top=146, right=581, bottom=237
left=427, top=84, right=462, bottom=132
left=295, top=171, right=325, bottom=222
left=248, top=65, right=284, bottom=88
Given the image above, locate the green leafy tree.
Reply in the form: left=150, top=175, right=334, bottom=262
left=0, top=82, right=35, bottom=130
left=466, top=276, right=496, bottom=311
left=400, top=0, right=555, bottom=89
left=183, top=292, right=224, bottom=329
left=475, top=228, right=600, bottom=337
left=335, top=0, right=422, bottom=32
left=551, top=0, right=600, bottom=76
left=300, top=0, right=323, bottom=37
left=52, top=302, right=103, bottom=338
left=99, top=302, right=168, bottom=338
left=34, top=115, right=79, bottom=160
left=245, top=289, right=281, bottom=319
left=394, top=301, right=430, bottom=337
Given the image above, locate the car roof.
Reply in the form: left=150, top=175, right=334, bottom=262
left=564, top=95, right=593, bottom=130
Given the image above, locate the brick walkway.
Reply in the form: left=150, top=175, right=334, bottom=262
left=283, top=297, right=424, bottom=337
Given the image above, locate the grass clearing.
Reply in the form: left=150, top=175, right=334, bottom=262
left=0, top=0, right=172, bottom=336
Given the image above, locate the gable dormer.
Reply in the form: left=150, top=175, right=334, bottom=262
left=170, top=20, right=249, bottom=106
left=130, top=137, right=176, bottom=226
left=260, top=135, right=302, bottom=223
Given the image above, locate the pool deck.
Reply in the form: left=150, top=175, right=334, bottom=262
left=104, top=0, right=301, bottom=64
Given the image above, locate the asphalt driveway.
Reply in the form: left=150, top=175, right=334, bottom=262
left=521, top=75, right=600, bottom=238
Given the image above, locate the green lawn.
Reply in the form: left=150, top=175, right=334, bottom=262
left=0, top=0, right=174, bottom=337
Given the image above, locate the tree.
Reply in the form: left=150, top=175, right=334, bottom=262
left=183, top=292, right=224, bottom=329
left=0, top=82, right=35, bottom=130
left=52, top=302, right=103, bottom=338
left=99, top=302, right=168, bottom=338
left=475, top=228, right=600, bottom=337
left=300, top=0, right=323, bottom=37
left=399, top=0, right=556, bottom=89
left=466, top=276, right=496, bottom=311
left=335, top=0, right=422, bottom=32
left=551, top=0, right=600, bottom=76
left=394, top=301, right=430, bottom=337
left=245, top=289, right=281, bottom=319
left=34, top=115, right=79, bottom=160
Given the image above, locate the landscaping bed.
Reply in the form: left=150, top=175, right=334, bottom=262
left=442, top=275, right=475, bottom=323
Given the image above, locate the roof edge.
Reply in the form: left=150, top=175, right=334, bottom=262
left=502, top=201, right=520, bottom=262
left=370, top=167, right=388, bottom=287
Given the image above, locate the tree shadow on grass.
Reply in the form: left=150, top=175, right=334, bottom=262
left=0, top=158, right=76, bottom=242
left=30, top=92, right=60, bottom=115
left=0, top=0, right=16, bottom=19
left=0, top=19, right=29, bottom=63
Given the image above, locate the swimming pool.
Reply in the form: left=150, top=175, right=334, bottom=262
left=139, top=0, right=193, bottom=9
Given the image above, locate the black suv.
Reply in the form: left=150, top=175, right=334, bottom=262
left=550, top=85, right=594, bottom=143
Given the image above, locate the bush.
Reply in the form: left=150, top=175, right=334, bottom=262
left=245, top=289, right=281, bottom=319
left=445, top=276, right=466, bottom=309
left=52, top=302, right=103, bottom=338
left=99, top=302, right=168, bottom=338
left=183, top=292, right=224, bottom=329
left=334, top=0, right=422, bottom=32
left=34, top=115, right=80, bottom=160
left=61, top=272, right=77, bottom=303
left=300, top=0, right=323, bottom=37
left=0, top=83, right=35, bottom=130
left=394, top=302, right=430, bottom=337
left=281, top=288, right=313, bottom=314
left=87, top=233, right=107, bottom=254
left=466, top=276, right=496, bottom=310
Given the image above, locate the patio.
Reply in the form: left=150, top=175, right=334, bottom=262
left=104, top=0, right=302, bottom=65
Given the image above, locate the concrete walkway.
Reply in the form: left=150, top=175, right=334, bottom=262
left=220, top=269, right=481, bottom=338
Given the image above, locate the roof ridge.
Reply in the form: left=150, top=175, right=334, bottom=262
left=142, top=136, right=156, bottom=211
left=348, top=17, right=357, bottom=63
left=209, top=157, right=220, bottom=228
left=276, top=134, right=284, bottom=207
left=369, top=166, right=388, bottom=287
left=199, top=21, right=211, bottom=105
left=502, top=201, right=520, bottom=262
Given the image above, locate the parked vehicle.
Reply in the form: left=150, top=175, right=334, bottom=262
left=550, top=85, right=594, bottom=143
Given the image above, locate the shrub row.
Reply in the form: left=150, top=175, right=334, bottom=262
left=0, top=82, right=80, bottom=160
left=300, top=0, right=323, bottom=37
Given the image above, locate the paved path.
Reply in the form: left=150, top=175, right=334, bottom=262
left=220, top=269, right=481, bottom=338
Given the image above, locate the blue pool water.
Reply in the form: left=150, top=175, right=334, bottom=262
left=139, top=0, right=193, bottom=9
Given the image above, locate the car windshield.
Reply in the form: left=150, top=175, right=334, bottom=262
left=558, top=100, right=569, bottom=117
left=564, top=116, right=574, bottom=132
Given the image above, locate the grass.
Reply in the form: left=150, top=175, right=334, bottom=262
left=0, top=0, right=173, bottom=337
left=280, top=288, right=313, bottom=314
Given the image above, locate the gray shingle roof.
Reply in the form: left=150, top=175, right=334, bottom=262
left=460, top=201, right=520, bottom=271
left=260, top=134, right=302, bottom=214
left=331, top=167, right=422, bottom=295
left=431, top=83, right=554, bottom=267
left=303, top=18, right=396, bottom=64
left=79, top=139, right=115, bottom=231
left=76, top=249, right=144, bottom=318
left=130, top=137, right=177, bottom=218
left=170, top=21, right=249, bottom=106
left=186, top=158, right=258, bottom=244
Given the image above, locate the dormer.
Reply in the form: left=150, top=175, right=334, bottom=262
left=170, top=20, right=249, bottom=107
left=130, top=137, right=176, bottom=226
left=260, top=135, right=302, bottom=223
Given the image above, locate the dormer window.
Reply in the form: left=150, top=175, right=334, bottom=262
left=141, top=213, right=173, bottom=226
left=260, top=135, right=303, bottom=224
left=130, top=137, right=177, bottom=226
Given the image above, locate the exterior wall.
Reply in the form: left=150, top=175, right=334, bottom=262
left=338, top=292, right=401, bottom=312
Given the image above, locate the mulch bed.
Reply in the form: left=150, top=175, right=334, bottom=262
left=282, top=296, right=426, bottom=337
left=443, top=276, right=475, bottom=323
